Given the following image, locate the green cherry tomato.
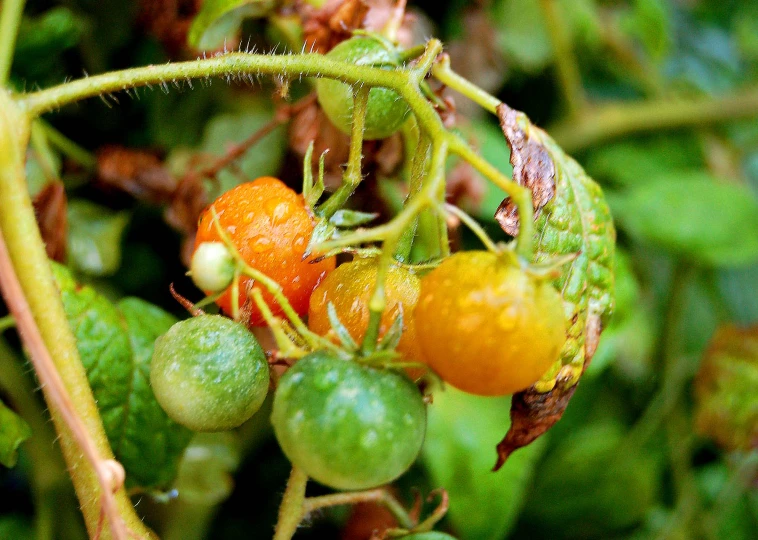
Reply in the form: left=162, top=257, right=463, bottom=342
left=150, top=315, right=270, bottom=432
left=316, top=36, right=410, bottom=140
left=190, top=241, right=235, bottom=293
left=271, top=351, right=426, bottom=490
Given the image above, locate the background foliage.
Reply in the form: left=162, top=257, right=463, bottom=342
left=1, top=0, right=757, bottom=539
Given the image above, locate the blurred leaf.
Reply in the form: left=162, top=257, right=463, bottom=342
left=463, top=120, right=512, bottom=220
left=147, top=84, right=221, bottom=148
left=583, top=135, right=703, bottom=188
left=620, top=0, right=672, bottom=61
left=200, top=105, right=286, bottom=194
left=52, top=263, right=193, bottom=489
left=0, top=401, right=31, bottom=468
left=696, top=461, right=758, bottom=540
left=67, top=200, right=130, bottom=276
left=587, top=250, right=655, bottom=378
left=610, top=176, right=758, bottom=267
left=173, top=432, right=241, bottom=505
left=664, top=12, right=742, bottom=93
left=694, top=325, right=758, bottom=451
left=718, top=264, right=758, bottom=324
left=520, top=422, right=660, bottom=538
left=422, top=388, right=545, bottom=540
left=328, top=209, right=378, bottom=227
left=0, top=516, right=33, bottom=540
left=13, top=8, right=85, bottom=80
left=489, top=0, right=552, bottom=72
left=188, top=0, right=276, bottom=50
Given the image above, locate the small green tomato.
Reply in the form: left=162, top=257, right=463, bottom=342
left=190, top=241, right=236, bottom=293
left=316, top=36, right=410, bottom=140
left=271, top=351, right=426, bottom=490
left=150, top=315, right=269, bottom=432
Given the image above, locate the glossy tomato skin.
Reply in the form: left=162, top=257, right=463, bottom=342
left=414, top=251, right=566, bottom=396
left=316, top=36, right=410, bottom=140
left=194, top=177, right=335, bottom=326
left=271, top=351, right=426, bottom=490
left=308, top=258, right=423, bottom=365
left=150, top=315, right=270, bottom=432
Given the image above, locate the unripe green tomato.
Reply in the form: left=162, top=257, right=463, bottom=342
left=316, top=36, right=410, bottom=140
left=190, top=241, right=235, bottom=293
left=271, top=351, right=426, bottom=490
left=150, top=315, right=269, bottom=432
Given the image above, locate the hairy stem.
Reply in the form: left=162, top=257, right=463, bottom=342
left=274, top=466, right=308, bottom=540
left=0, top=91, right=154, bottom=540
left=431, top=55, right=499, bottom=114
left=304, top=489, right=414, bottom=529
left=0, top=0, right=25, bottom=85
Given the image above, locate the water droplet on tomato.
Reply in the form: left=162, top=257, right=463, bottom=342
left=265, top=199, right=294, bottom=225
left=251, top=236, right=272, bottom=253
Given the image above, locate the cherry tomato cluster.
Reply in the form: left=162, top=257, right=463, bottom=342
left=150, top=172, right=566, bottom=494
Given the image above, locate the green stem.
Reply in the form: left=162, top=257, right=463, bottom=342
left=395, top=134, right=430, bottom=263
left=431, top=55, right=499, bottom=114
left=448, top=136, right=533, bottom=259
left=318, top=85, right=369, bottom=218
left=538, top=0, right=585, bottom=118
left=303, top=489, right=414, bottom=529
left=0, top=314, right=14, bottom=332
left=38, top=119, right=96, bottom=169
left=0, top=0, right=25, bottom=85
left=441, top=203, right=499, bottom=253
left=274, top=466, right=308, bottom=540
left=549, top=86, right=758, bottom=153
left=0, top=91, right=154, bottom=540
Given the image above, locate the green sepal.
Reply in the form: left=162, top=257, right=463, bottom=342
left=377, top=309, right=404, bottom=352
left=329, top=209, right=379, bottom=228
left=326, top=302, right=358, bottom=352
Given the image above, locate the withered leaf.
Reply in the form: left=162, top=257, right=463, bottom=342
left=694, top=324, right=758, bottom=451
left=494, top=372, right=578, bottom=471
left=96, top=145, right=177, bottom=204
left=492, top=103, right=616, bottom=468
left=494, top=104, right=555, bottom=236
left=32, top=181, right=68, bottom=262
left=301, top=0, right=370, bottom=53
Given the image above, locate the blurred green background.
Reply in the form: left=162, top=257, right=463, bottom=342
left=1, top=0, right=757, bottom=539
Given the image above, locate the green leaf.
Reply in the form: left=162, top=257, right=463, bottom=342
left=67, top=200, right=130, bottom=276
left=0, top=516, right=33, bottom=540
left=115, top=298, right=195, bottom=488
left=0, top=400, right=32, bottom=468
left=13, top=8, right=85, bottom=81
left=200, top=105, right=286, bottom=194
left=328, top=209, right=379, bottom=228
left=520, top=422, right=660, bottom=537
left=51, top=263, right=193, bottom=488
left=422, top=388, right=545, bottom=540
left=188, top=0, right=276, bottom=50
left=489, top=0, right=552, bottom=72
left=610, top=176, right=758, bottom=267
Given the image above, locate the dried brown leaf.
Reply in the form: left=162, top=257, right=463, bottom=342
left=96, top=145, right=177, bottom=204
left=494, top=372, right=578, bottom=471
left=138, top=0, right=200, bottom=57
left=494, top=104, right=556, bottom=236
left=32, top=182, right=68, bottom=263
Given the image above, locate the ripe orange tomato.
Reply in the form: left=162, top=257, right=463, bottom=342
left=308, top=258, right=423, bottom=369
left=414, top=251, right=566, bottom=396
left=194, top=177, right=335, bottom=326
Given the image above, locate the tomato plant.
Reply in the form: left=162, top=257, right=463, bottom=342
left=6, top=1, right=758, bottom=539
left=414, top=251, right=566, bottom=396
left=150, top=314, right=270, bottom=432
left=194, top=177, right=335, bottom=326
left=271, top=350, right=426, bottom=491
